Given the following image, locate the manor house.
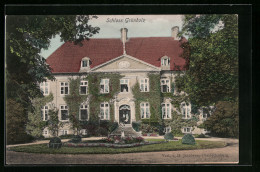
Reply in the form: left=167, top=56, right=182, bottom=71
left=41, top=27, right=209, bottom=137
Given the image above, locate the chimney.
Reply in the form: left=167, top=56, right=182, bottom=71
left=171, top=26, right=179, bottom=40
left=120, top=28, right=128, bottom=42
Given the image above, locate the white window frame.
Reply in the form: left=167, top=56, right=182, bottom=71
left=140, top=102, right=150, bottom=119
left=183, top=127, right=192, bottom=133
left=181, top=102, right=191, bottom=119
left=43, top=130, right=48, bottom=135
left=60, top=105, right=69, bottom=121
left=60, top=82, right=69, bottom=95
left=81, top=59, right=89, bottom=68
left=161, top=57, right=170, bottom=66
left=100, top=79, right=109, bottom=93
left=41, top=105, right=49, bottom=121
left=80, top=81, right=88, bottom=95
left=40, top=81, right=49, bottom=95
left=120, top=79, right=129, bottom=93
left=80, top=129, right=87, bottom=135
left=161, top=79, right=171, bottom=93
left=162, top=103, right=171, bottom=119
left=100, top=102, right=110, bottom=120
left=79, top=103, right=89, bottom=121
left=140, top=78, right=149, bottom=92
left=60, top=130, right=68, bottom=135
left=164, top=126, right=172, bottom=134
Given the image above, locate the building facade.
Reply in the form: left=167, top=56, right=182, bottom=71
left=41, top=27, right=209, bottom=137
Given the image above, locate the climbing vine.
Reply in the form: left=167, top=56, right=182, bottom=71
left=86, top=73, right=123, bottom=122
left=132, top=73, right=162, bottom=124
left=64, top=77, right=88, bottom=134
left=26, top=93, right=54, bottom=138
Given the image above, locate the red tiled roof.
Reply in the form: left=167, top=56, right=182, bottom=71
left=46, top=37, right=188, bottom=73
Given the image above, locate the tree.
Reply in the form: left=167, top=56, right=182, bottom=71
left=176, top=15, right=238, bottom=137
left=26, top=94, right=53, bottom=138
left=176, top=15, right=238, bottom=107
left=6, top=99, right=33, bottom=144
left=6, top=15, right=99, bottom=143
left=204, top=101, right=239, bottom=138
left=47, top=105, right=63, bottom=137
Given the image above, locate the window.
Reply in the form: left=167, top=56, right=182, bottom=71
left=100, top=79, right=109, bottom=93
left=80, top=104, right=88, bottom=120
left=80, top=129, right=87, bottom=135
left=162, top=103, right=171, bottom=119
left=164, top=126, right=171, bottom=133
left=41, top=105, right=49, bottom=121
left=40, top=82, right=49, bottom=95
left=202, top=108, right=210, bottom=119
left=161, top=79, right=170, bottom=93
left=43, top=130, right=48, bottom=135
left=60, top=82, right=69, bottom=95
left=140, top=78, right=149, bottom=92
left=183, top=127, right=192, bottom=133
left=80, top=81, right=88, bottom=95
left=100, top=102, right=109, bottom=120
left=81, top=57, right=90, bottom=67
left=60, top=130, right=68, bottom=135
left=161, top=57, right=170, bottom=66
left=140, top=102, right=150, bottom=119
left=60, top=105, right=69, bottom=121
left=120, top=79, right=129, bottom=92
left=181, top=102, right=191, bottom=119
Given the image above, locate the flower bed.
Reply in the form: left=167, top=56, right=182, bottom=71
left=142, top=133, right=159, bottom=137
left=63, top=141, right=165, bottom=148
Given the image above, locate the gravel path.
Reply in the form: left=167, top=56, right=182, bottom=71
left=5, top=137, right=238, bottom=165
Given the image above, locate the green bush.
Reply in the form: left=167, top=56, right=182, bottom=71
left=49, top=137, right=62, bottom=149
left=132, top=122, right=141, bottom=132
left=182, top=134, right=196, bottom=145
left=70, top=135, right=82, bottom=143
left=195, top=134, right=206, bottom=138
left=164, top=133, right=174, bottom=140
left=109, top=122, right=118, bottom=133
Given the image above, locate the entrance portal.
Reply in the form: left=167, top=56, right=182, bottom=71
left=119, top=105, right=131, bottom=124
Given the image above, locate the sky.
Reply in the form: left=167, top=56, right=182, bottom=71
left=40, top=15, right=184, bottom=59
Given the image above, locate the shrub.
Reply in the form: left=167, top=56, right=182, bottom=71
left=108, top=122, right=119, bottom=133
left=85, top=120, right=99, bottom=136
left=182, top=134, right=196, bottom=145
left=164, top=133, right=174, bottom=140
left=70, top=135, right=82, bottom=143
left=132, top=122, right=141, bottom=132
left=49, top=137, right=62, bottom=149
left=195, top=134, right=206, bottom=138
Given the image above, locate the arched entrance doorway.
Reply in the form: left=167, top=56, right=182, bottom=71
left=119, top=105, right=131, bottom=124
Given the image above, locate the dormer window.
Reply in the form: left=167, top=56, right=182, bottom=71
left=81, top=57, right=90, bottom=68
left=80, top=57, right=91, bottom=72
left=161, top=56, right=170, bottom=66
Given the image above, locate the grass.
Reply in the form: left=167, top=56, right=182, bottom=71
left=8, top=139, right=226, bottom=154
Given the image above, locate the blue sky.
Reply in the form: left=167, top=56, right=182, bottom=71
left=40, top=15, right=184, bottom=59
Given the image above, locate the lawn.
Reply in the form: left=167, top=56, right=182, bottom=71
left=8, top=139, right=226, bottom=154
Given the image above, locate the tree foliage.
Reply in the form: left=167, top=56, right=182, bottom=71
left=48, top=106, right=63, bottom=137
left=176, top=14, right=238, bottom=107
left=26, top=93, right=53, bottom=138
left=204, top=101, right=239, bottom=138
left=6, top=15, right=99, bottom=142
left=176, top=15, right=239, bottom=138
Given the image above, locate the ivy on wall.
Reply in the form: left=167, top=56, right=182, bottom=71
left=26, top=93, right=54, bottom=138
left=64, top=77, right=88, bottom=134
left=132, top=72, right=199, bottom=135
left=86, top=73, right=122, bottom=122
left=132, top=73, right=162, bottom=124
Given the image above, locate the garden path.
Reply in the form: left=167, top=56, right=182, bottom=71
left=6, top=137, right=238, bottom=164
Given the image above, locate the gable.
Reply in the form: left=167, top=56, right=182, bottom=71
left=91, top=55, right=160, bottom=72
